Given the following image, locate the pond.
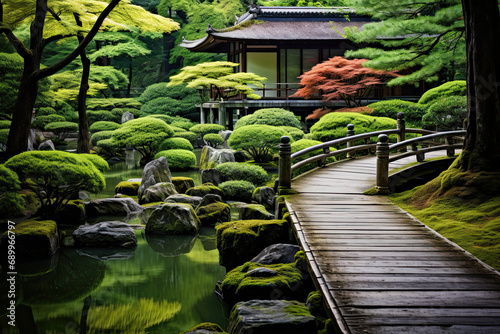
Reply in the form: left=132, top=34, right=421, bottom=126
left=0, top=148, right=230, bottom=333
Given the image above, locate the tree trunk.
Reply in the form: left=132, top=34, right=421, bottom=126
left=126, top=59, right=132, bottom=98
left=459, top=0, right=500, bottom=171
left=77, top=49, right=91, bottom=153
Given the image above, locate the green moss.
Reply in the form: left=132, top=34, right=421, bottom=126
left=223, top=20, right=263, bottom=32
left=115, top=181, right=141, bottom=196
left=185, top=183, right=222, bottom=197
left=56, top=200, right=85, bottom=225
left=141, top=201, right=165, bottom=208
left=240, top=204, right=273, bottom=220
left=363, top=187, right=379, bottom=195
left=196, top=202, right=231, bottom=226
left=171, top=176, right=195, bottom=194
left=180, top=322, right=226, bottom=334
left=2, top=220, right=59, bottom=258
left=220, top=180, right=255, bottom=202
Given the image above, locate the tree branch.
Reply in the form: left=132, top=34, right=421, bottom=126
left=35, top=0, right=121, bottom=80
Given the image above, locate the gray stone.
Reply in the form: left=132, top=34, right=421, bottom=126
left=251, top=244, right=300, bottom=265
left=138, top=157, right=172, bottom=202
left=38, top=139, right=55, bottom=151
left=121, top=111, right=134, bottom=124
left=239, top=204, right=274, bottom=220
left=244, top=267, right=278, bottom=277
left=201, top=168, right=225, bottom=186
left=227, top=300, right=317, bottom=334
left=252, top=187, right=276, bottom=211
left=165, top=194, right=203, bottom=208
left=86, top=198, right=143, bottom=216
left=76, top=247, right=135, bottom=261
left=196, top=194, right=223, bottom=210
left=27, top=128, right=36, bottom=151
left=219, top=130, right=233, bottom=141
left=73, top=221, right=137, bottom=247
left=78, top=190, right=91, bottom=202
left=140, top=182, right=178, bottom=204
left=146, top=203, right=200, bottom=235
left=199, top=146, right=235, bottom=170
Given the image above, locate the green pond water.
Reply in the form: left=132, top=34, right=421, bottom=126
left=0, top=148, right=230, bottom=333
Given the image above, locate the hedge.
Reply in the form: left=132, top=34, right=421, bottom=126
left=215, top=162, right=270, bottom=186
left=154, top=149, right=197, bottom=170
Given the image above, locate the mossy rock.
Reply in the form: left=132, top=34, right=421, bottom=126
left=240, top=204, right=274, bottom=220
left=196, top=202, right=231, bottom=227
left=180, top=322, right=227, bottom=334
left=115, top=181, right=141, bottom=196
left=55, top=200, right=86, bottom=225
left=1, top=220, right=59, bottom=258
left=171, top=176, right=195, bottom=194
left=145, top=203, right=200, bottom=235
left=216, top=219, right=290, bottom=269
left=219, top=257, right=306, bottom=304
left=306, top=291, right=327, bottom=318
left=185, top=183, right=222, bottom=197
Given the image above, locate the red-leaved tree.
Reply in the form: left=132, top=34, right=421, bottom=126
left=292, top=56, right=399, bottom=107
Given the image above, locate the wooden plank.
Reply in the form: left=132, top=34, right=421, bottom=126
left=349, top=325, right=500, bottom=334
left=328, top=281, right=500, bottom=291
left=316, top=259, right=484, bottom=268
left=323, top=273, right=500, bottom=285
left=319, top=265, right=495, bottom=275
left=341, top=307, right=500, bottom=318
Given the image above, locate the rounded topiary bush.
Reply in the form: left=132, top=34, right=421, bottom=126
left=0, top=164, right=25, bottom=218
left=173, top=131, right=198, bottom=143
left=154, top=149, right=197, bottom=170
left=310, top=112, right=396, bottom=142
left=44, top=121, right=79, bottom=141
left=234, top=108, right=301, bottom=130
left=422, top=96, right=467, bottom=131
left=215, top=162, right=270, bottom=186
left=159, top=137, right=194, bottom=151
left=89, top=121, right=121, bottom=133
left=145, top=114, right=175, bottom=124
left=87, top=109, right=121, bottom=125
left=31, top=115, right=66, bottom=130
left=189, top=124, right=225, bottom=138
left=171, top=126, right=187, bottom=133
left=279, top=126, right=305, bottom=141
left=368, top=100, right=427, bottom=127
left=0, top=120, right=11, bottom=129
left=36, top=107, right=57, bottom=116
left=91, top=130, right=115, bottom=146
left=219, top=180, right=256, bottom=202
left=203, top=133, right=224, bottom=148
left=418, top=80, right=466, bottom=105
left=171, top=119, right=195, bottom=130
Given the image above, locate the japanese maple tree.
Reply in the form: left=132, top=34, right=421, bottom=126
left=292, top=56, right=399, bottom=107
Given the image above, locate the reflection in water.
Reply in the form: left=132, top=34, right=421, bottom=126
left=0, top=229, right=228, bottom=333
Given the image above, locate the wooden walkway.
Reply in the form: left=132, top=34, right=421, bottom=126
left=286, top=153, right=500, bottom=334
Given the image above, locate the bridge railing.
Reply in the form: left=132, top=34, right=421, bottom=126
left=277, top=112, right=465, bottom=193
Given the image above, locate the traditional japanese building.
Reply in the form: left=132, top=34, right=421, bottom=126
left=180, top=5, right=422, bottom=128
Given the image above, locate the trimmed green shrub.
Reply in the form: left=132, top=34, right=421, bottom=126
left=190, top=124, right=225, bottom=138
left=203, top=133, right=224, bottom=148
left=0, top=129, right=8, bottom=151
left=279, top=126, right=305, bottom=141
left=0, top=164, right=25, bottom=218
left=31, top=115, right=66, bottom=130
left=228, top=125, right=292, bottom=163
left=154, top=149, right=197, bottom=170
left=219, top=180, right=255, bottom=202
left=44, top=121, right=78, bottom=141
left=89, top=121, right=121, bottom=133
left=171, top=126, right=187, bottom=133
left=159, top=137, right=194, bottom=151
left=141, top=97, right=182, bottom=117
left=79, top=154, right=109, bottom=173
left=91, top=130, right=115, bottom=146
left=0, top=120, right=11, bottom=129
left=5, top=151, right=105, bottom=219
left=368, top=100, right=427, bottom=127
left=86, top=98, right=142, bottom=110
left=36, top=107, right=57, bottom=116
left=112, top=118, right=174, bottom=163
left=422, top=96, right=467, bottom=131
left=171, top=119, right=195, bottom=130
left=234, top=108, right=301, bottom=130
left=215, top=162, right=270, bottom=186
left=138, top=83, right=200, bottom=120
left=115, top=181, right=141, bottom=196
left=291, top=139, right=336, bottom=177
left=145, top=114, right=174, bottom=123
left=185, top=183, right=222, bottom=197
left=418, top=80, right=467, bottom=105
left=310, top=112, right=396, bottom=142
left=95, top=138, right=121, bottom=157
left=87, top=109, right=121, bottom=125
left=173, top=131, right=198, bottom=142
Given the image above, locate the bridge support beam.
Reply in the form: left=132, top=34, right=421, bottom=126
left=376, top=134, right=391, bottom=194
left=278, top=136, right=292, bottom=192
left=397, top=112, right=407, bottom=152
left=346, top=124, right=356, bottom=158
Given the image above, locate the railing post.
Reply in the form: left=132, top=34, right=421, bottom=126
left=412, top=143, right=425, bottom=162
left=397, top=112, right=407, bottom=153
left=376, top=134, right=391, bottom=194
left=319, top=147, right=330, bottom=167
left=278, top=136, right=292, bottom=192
left=346, top=124, right=355, bottom=158
left=445, top=136, right=455, bottom=157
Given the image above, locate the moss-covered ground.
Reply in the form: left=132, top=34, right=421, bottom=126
left=389, top=160, right=500, bottom=270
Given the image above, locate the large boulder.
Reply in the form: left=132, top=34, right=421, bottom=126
left=38, top=139, right=55, bottom=151
left=165, top=194, right=203, bottom=208
left=1, top=220, right=59, bottom=258
left=251, top=187, right=276, bottom=211
left=216, top=219, right=290, bottom=269
left=218, top=259, right=306, bottom=303
left=239, top=204, right=274, bottom=220
left=146, top=203, right=200, bottom=235
left=227, top=300, right=316, bottom=334
left=185, top=183, right=222, bottom=197
left=171, top=176, right=195, bottom=194
left=140, top=182, right=178, bottom=204
left=55, top=200, right=86, bottom=225
left=196, top=202, right=231, bottom=227
left=199, top=146, right=235, bottom=170
left=201, top=168, right=225, bottom=186
left=73, top=221, right=137, bottom=248
left=138, top=157, right=172, bottom=201
left=86, top=198, right=143, bottom=216
left=115, top=181, right=141, bottom=196
left=181, top=322, right=226, bottom=334
left=27, top=128, right=36, bottom=151
left=121, top=111, right=134, bottom=124
left=196, top=194, right=223, bottom=210
left=251, top=244, right=300, bottom=265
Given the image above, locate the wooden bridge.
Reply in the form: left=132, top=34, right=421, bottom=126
left=277, top=118, right=500, bottom=333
